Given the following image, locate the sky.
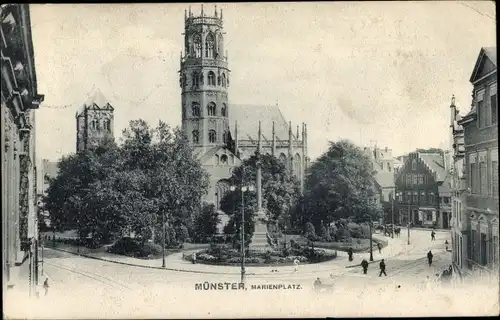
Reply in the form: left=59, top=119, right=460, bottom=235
left=30, top=2, right=496, bottom=163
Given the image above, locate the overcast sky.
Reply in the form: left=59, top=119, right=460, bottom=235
left=30, top=2, right=496, bottom=163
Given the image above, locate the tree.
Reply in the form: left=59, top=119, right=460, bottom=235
left=43, top=119, right=210, bottom=246
left=219, top=153, right=300, bottom=244
left=300, top=139, right=379, bottom=229
left=192, top=203, right=220, bottom=243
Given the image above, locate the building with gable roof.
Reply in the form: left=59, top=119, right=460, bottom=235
left=76, top=87, right=115, bottom=152
left=179, top=6, right=308, bottom=211
left=394, top=151, right=452, bottom=229
left=452, top=47, right=498, bottom=278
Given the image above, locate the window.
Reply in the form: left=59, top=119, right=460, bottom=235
left=413, top=192, right=417, bottom=203
left=199, top=72, right=204, bottom=85
left=492, top=94, right=497, bottom=125
left=470, top=153, right=477, bottom=193
left=492, top=149, right=498, bottom=196
left=104, top=119, right=111, bottom=132
left=192, top=102, right=200, bottom=117
left=91, top=119, right=97, bottom=130
left=192, top=72, right=199, bottom=87
left=388, top=163, right=391, bottom=172
left=222, top=73, right=226, bottom=87
left=478, top=100, right=485, bottom=127
left=406, top=173, right=412, bottom=186
left=479, top=153, right=487, bottom=195
left=222, top=131, right=228, bottom=143
left=412, top=174, right=418, bottom=185
left=192, top=130, right=199, bottom=144
left=208, top=72, right=216, bottom=86
left=217, top=75, right=221, bottom=86
left=418, top=174, right=424, bottom=185
left=209, top=130, right=216, bottom=143
left=182, top=74, right=187, bottom=88
left=429, top=193, right=434, bottom=204
left=426, top=212, right=432, bottom=221
left=444, top=197, right=450, bottom=204
left=205, top=33, right=215, bottom=58
left=220, top=155, right=228, bottom=165
left=193, top=34, right=202, bottom=58
left=207, top=102, right=216, bottom=116
left=412, top=159, right=417, bottom=171
left=221, top=104, right=227, bottom=117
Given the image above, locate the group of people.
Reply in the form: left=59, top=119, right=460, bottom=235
left=360, top=258, right=387, bottom=277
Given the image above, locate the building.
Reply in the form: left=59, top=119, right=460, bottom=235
left=454, top=47, right=498, bottom=278
left=179, top=6, right=308, bottom=211
left=363, top=146, right=396, bottom=223
left=394, top=152, right=452, bottom=229
left=1, top=4, right=45, bottom=296
left=76, top=87, right=114, bottom=152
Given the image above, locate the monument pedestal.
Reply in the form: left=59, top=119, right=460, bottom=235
left=248, top=211, right=272, bottom=251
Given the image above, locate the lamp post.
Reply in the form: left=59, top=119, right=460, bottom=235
left=391, top=192, right=397, bottom=238
left=162, top=207, right=166, bottom=268
left=369, top=217, right=374, bottom=261
left=229, top=170, right=255, bottom=285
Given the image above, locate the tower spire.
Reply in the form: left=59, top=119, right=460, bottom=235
left=184, top=8, right=187, bottom=20
left=189, top=6, right=192, bottom=17
left=451, top=94, right=455, bottom=106
left=214, top=4, right=218, bottom=17
left=201, top=4, right=204, bottom=16
left=296, top=125, right=299, bottom=140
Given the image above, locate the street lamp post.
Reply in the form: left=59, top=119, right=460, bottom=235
left=408, top=202, right=411, bottom=245
left=369, top=217, right=374, bottom=261
left=391, top=192, right=397, bottom=239
left=162, top=208, right=166, bottom=268
left=230, top=170, right=254, bottom=285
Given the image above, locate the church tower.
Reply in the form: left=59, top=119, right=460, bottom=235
left=180, top=5, right=230, bottom=153
left=76, top=88, right=114, bottom=152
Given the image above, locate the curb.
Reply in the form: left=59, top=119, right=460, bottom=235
left=47, top=247, right=256, bottom=276
left=345, top=259, right=382, bottom=269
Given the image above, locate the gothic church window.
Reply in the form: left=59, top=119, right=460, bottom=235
left=192, top=130, right=199, bottom=144
left=199, top=72, right=204, bottom=85
left=207, top=102, right=216, bottom=116
left=104, top=119, right=111, bottom=132
left=221, top=104, right=227, bottom=117
left=412, top=159, right=417, bottom=171
left=222, top=74, right=226, bottom=87
left=222, top=130, right=228, bottom=143
left=205, top=33, right=215, bottom=58
left=209, top=130, right=216, bottom=143
left=192, top=102, right=201, bottom=117
left=192, top=72, right=199, bottom=87
left=208, top=71, right=216, bottom=86
left=193, top=34, right=202, bottom=58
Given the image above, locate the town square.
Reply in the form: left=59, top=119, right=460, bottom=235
left=1, top=2, right=498, bottom=318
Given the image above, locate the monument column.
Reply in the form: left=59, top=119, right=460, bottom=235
left=256, top=121, right=262, bottom=213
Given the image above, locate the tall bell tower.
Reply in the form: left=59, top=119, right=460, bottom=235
left=180, top=5, right=230, bottom=153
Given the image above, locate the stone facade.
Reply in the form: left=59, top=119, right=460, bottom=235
left=76, top=88, right=114, bottom=152
left=179, top=7, right=308, bottom=210
left=394, top=152, right=452, bottom=229
left=1, top=4, right=44, bottom=296
left=454, top=47, right=498, bottom=278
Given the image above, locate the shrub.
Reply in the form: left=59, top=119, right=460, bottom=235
left=304, top=222, right=319, bottom=241
left=335, top=228, right=351, bottom=242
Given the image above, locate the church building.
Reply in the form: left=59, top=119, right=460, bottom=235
left=179, top=6, right=309, bottom=210
left=75, top=87, right=115, bottom=152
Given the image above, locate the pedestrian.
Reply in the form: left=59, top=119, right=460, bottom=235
left=377, top=242, right=382, bottom=254
left=379, top=259, right=387, bottom=277
left=348, top=248, right=353, bottom=262
left=445, top=240, right=449, bottom=251
left=43, top=278, right=49, bottom=296
left=192, top=252, right=197, bottom=264
left=431, top=230, right=436, bottom=241
left=427, top=250, right=433, bottom=267
left=448, top=264, right=452, bottom=275
left=314, top=277, right=322, bottom=292
left=361, top=259, right=369, bottom=275
left=294, top=258, right=300, bottom=272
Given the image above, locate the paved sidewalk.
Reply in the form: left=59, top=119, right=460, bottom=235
left=47, top=233, right=409, bottom=275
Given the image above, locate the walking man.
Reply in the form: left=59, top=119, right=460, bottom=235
left=361, top=259, right=369, bottom=275
left=294, top=258, right=300, bottom=272
left=445, top=240, right=449, bottom=251
left=377, top=242, right=382, bottom=254
left=192, top=252, right=197, bottom=264
left=431, top=230, right=436, bottom=241
left=379, top=259, right=387, bottom=277
left=43, top=278, right=49, bottom=296
left=427, top=250, right=433, bottom=267
left=348, top=247, right=353, bottom=262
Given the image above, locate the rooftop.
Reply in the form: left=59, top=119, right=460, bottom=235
left=229, top=104, right=299, bottom=143
left=77, top=87, right=111, bottom=115
left=418, top=153, right=446, bottom=182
